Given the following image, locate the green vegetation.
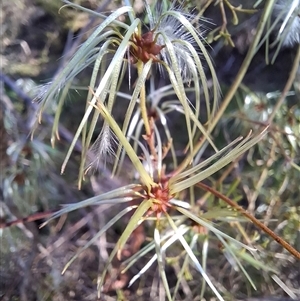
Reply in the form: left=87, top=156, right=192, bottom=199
left=1, top=0, right=299, bottom=300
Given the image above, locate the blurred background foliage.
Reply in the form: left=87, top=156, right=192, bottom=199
left=0, top=0, right=299, bottom=300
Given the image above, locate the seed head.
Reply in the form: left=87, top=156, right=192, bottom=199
left=145, top=2, right=209, bottom=82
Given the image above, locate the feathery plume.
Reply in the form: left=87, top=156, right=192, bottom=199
left=273, top=0, right=300, bottom=47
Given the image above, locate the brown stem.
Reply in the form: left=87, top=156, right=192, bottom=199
left=196, top=182, right=300, bottom=259
left=0, top=210, right=56, bottom=229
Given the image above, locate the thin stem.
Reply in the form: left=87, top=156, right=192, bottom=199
left=247, top=140, right=275, bottom=213
left=219, top=0, right=228, bottom=32
left=90, top=93, right=155, bottom=189
left=0, top=210, right=56, bottom=229
left=197, top=0, right=214, bottom=17
left=173, top=0, right=276, bottom=176
left=209, top=0, right=275, bottom=131
left=137, top=61, right=151, bottom=136
left=268, top=45, right=300, bottom=123
left=197, top=182, right=300, bottom=260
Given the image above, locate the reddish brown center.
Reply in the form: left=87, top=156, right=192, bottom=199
left=147, top=183, right=173, bottom=217
left=130, top=31, right=165, bottom=63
